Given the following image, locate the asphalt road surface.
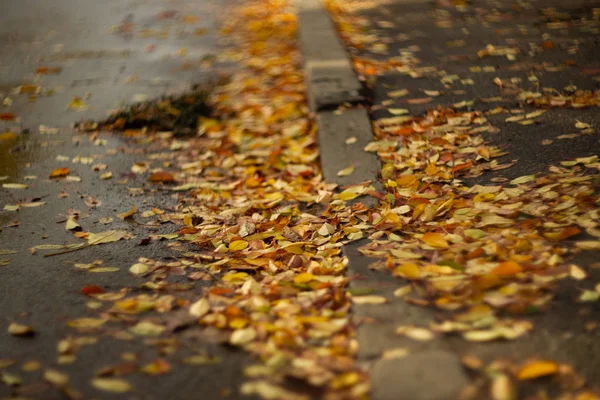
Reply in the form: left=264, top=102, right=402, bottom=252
left=0, top=1, right=255, bottom=399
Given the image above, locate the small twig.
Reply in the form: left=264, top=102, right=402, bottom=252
left=43, top=231, right=118, bottom=257
left=43, top=243, right=90, bottom=257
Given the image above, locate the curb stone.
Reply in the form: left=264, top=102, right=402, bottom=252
left=296, top=2, right=470, bottom=400
left=295, top=0, right=382, bottom=194
left=296, top=0, right=364, bottom=111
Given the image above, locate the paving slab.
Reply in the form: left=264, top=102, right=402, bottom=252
left=370, top=350, right=468, bottom=400
left=296, top=0, right=364, bottom=110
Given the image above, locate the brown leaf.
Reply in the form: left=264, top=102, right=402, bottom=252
left=148, top=172, right=176, bottom=183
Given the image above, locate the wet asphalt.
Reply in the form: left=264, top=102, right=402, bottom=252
left=0, top=1, right=255, bottom=399
left=341, top=0, right=600, bottom=396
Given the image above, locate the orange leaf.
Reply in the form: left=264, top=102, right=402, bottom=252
left=452, top=161, right=473, bottom=173
left=148, top=172, right=175, bottom=183
left=81, top=285, right=106, bottom=296
left=36, top=66, right=62, bottom=75
left=141, top=359, right=171, bottom=375
left=490, top=261, right=522, bottom=276
left=0, top=113, right=16, bottom=121
left=552, top=226, right=581, bottom=241
left=117, top=206, right=137, bottom=220
left=420, top=232, right=449, bottom=249
left=516, top=360, right=559, bottom=380
left=49, top=168, right=70, bottom=178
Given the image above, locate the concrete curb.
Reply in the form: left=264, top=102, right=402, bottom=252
left=296, top=0, right=382, bottom=196
left=296, top=0, right=364, bottom=111
left=296, top=3, right=469, bottom=400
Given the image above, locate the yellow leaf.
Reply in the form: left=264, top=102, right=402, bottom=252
left=87, top=230, right=131, bottom=245
left=396, top=326, right=435, bottom=341
left=388, top=108, right=409, bottom=115
left=229, top=240, right=249, bottom=251
left=393, top=286, right=412, bottom=297
left=141, top=359, right=171, bottom=375
left=44, top=369, right=69, bottom=386
left=510, top=175, right=535, bottom=185
left=222, top=272, right=249, bottom=283
left=337, top=165, right=355, bottom=177
left=8, top=323, right=34, bottom=336
left=393, top=263, right=420, bottom=279
left=189, top=298, right=210, bottom=318
left=182, top=355, right=221, bottom=365
left=516, top=360, right=559, bottom=380
left=2, top=183, right=28, bottom=190
left=230, top=327, right=256, bottom=345
left=117, top=205, right=137, bottom=220
left=129, top=263, right=149, bottom=275
left=294, top=272, right=315, bottom=284
left=576, top=241, right=600, bottom=250
left=387, top=89, right=409, bottom=98
left=92, top=378, right=132, bottom=393
left=338, top=190, right=360, bottom=201
left=129, top=321, right=165, bottom=336
left=420, top=232, right=449, bottom=248
left=65, top=217, right=81, bottom=231
left=67, top=318, right=106, bottom=329
left=318, top=223, right=335, bottom=236
left=352, top=295, right=387, bottom=305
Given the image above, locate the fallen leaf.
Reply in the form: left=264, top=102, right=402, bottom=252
left=129, top=321, right=165, bottom=336
left=80, top=285, right=106, bottom=296
left=393, top=286, right=412, bottom=297
left=510, top=175, right=535, bottom=185
left=396, top=326, right=435, bottom=341
left=491, top=374, right=516, bottom=400
left=229, top=240, right=249, bottom=251
left=8, top=323, right=34, bottom=336
left=189, top=298, right=210, bottom=318
left=230, top=327, right=257, bottom=345
left=65, top=217, right=81, bottom=231
left=117, top=205, right=137, bottom=220
left=129, top=262, right=150, bottom=275
left=2, top=183, right=28, bottom=190
left=388, top=89, right=409, bottom=98
left=420, top=232, right=449, bottom=249
left=351, top=295, right=387, bottom=304
left=87, top=230, right=131, bottom=245
left=516, top=360, right=559, bottom=380
left=44, top=369, right=69, bottom=387
left=182, top=354, right=221, bottom=365
left=92, top=378, right=132, bottom=393
left=337, top=165, right=355, bottom=177
left=490, top=261, right=522, bottom=277
left=388, top=108, right=409, bottom=115
left=141, top=359, right=171, bottom=375
left=67, top=318, right=106, bottom=329
left=49, top=168, right=70, bottom=178
left=148, top=172, right=176, bottom=183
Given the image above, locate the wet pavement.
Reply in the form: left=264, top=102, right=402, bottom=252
left=327, top=0, right=600, bottom=397
left=0, top=0, right=255, bottom=399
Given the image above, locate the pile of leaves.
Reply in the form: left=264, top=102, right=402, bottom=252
left=77, top=85, right=213, bottom=135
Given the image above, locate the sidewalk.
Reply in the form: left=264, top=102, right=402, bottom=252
left=316, top=0, right=600, bottom=399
